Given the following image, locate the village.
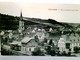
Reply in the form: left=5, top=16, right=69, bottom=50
left=1, top=12, right=80, bottom=56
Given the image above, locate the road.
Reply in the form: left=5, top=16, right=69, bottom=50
left=72, top=53, right=80, bottom=57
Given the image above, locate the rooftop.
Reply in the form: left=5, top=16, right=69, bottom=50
left=21, top=36, right=34, bottom=43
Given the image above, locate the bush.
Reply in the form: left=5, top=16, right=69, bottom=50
left=45, top=46, right=56, bottom=56
left=32, top=47, right=44, bottom=56
left=62, top=51, right=67, bottom=56
left=74, top=46, right=80, bottom=53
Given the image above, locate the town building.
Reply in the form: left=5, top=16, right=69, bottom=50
left=58, top=36, right=66, bottom=52
left=68, top=33, right=80, bottom=52
left=35, top=28, right=49, bottom=42
left=49, top=28, right=53, bottom=32
left=21, top=36, right=39, bottom=55
left=8, top=30, right=13, bottom=39
left=9, top=41, right=21, bottom=51
left=58, top=34, right=70, bottom=53
left=58, top=33, right=80, bottom=53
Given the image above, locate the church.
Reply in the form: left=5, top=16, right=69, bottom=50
left=18, top=11, right=25, bottom=35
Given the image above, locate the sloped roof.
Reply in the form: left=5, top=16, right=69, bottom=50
left=21, top=36, right=34, bottom=43
left=9, top=41, right=21, bottom=46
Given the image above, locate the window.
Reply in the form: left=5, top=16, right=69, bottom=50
left=70, top=40, right=72, bottom=42
left=29, top=48, right=31, bottom=51
left=66, top=43, right=70, bottom=49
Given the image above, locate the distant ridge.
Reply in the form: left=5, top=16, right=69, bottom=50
left=0, top=13, right=79, bottom=30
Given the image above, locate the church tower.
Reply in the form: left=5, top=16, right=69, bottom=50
left=18, top=11, right=24, bottom=35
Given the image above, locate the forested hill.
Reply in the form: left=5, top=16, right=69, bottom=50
left=0, top=13, right=79, bottom=31
left=0, top=13, right=39, bottom=30
left=0, top=13, right=19, bottom=30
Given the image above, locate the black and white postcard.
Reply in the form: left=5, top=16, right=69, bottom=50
left=0, top=1, right=80, bottom=60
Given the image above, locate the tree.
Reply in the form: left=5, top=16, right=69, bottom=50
left=62, top=51, right=67, bottom=56
left=35, top=35, right=39, bottom=42
left=45, top=45, right=56, bottom=56
left=45, top=46, right=51, bottom=55
left=1, top=47, right=13, bottom=55
left=32, top=47, right=44, bottom=56
left=68, top=49, right=71, bottom=56
left=49, top=39, right=53, bottom=45
left=74, top=46, right=80, bottom=53
left=44, top=38, right=47, bottom=43
left=56, top=47, right=60, bottom=56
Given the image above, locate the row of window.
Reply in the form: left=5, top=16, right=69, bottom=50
left=70, top=34, right=80, bottom=36
left=70, top=39, right=80, bottom=42
left=71, top=43, right=80, bottom=46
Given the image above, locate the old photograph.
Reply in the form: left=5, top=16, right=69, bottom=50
left=0, top=3, right=80, bottom=56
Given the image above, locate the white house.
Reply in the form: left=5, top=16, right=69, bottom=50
left=58, top=35, right=66, bottom=52
left=0, top=31, right=5, bottom=35
left=8, top=32, right=13, bottom=39
left=49, top=28, right=53, bottom=32
left=35, top=28, right=49, bottom=42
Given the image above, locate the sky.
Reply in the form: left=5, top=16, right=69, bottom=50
left=0, top=2, right=80, bottom=23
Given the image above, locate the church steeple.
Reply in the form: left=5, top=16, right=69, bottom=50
left=18, top=10, right=24, bottom=35
left=20, top=10, right=23, bottom=20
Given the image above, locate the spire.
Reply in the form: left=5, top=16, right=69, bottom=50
left=20, top=10, right=23, bottom=20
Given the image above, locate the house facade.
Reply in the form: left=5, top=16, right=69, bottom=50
left=21, top=36, right=39, bottom=55
left=58, top=33, right=80, bottom=53
left=68, top=33, right=80, bottom=52
left=58, top=34, right=70, bottom=53
left=58, top=36, right=66, bottom=52
left=35, top=28, right=49, bottom=42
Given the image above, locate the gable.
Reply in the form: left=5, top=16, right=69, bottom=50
left=26, top=39, right=38, bottom=47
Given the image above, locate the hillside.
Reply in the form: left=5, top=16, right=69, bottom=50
left=0, top=13, right=79, bottom=31
left=0, top=13, right=19, bottom=30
